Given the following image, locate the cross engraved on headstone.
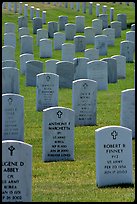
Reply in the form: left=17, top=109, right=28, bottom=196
left=57, top=110, right=63, bottom=118
left=8, top=145, right=15, bottom=156
left=111, top=130, right=118, bottom=140
left=8, top=97, right=13, bottom=105
left=46, top=75, right=50, bottom=81
left=83, top=83, right=88, bottom=89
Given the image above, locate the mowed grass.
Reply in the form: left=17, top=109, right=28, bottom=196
left=2, top=2, right=135, bottom=202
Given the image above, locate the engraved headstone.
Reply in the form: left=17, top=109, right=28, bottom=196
left=4, top=33, right=16, bottom=48
left=74, top=35, right=86, bottom=52
left=30, top=6, right=34, bottom=20
left=99, top=14, right=108, bottom=29
left=95, top=35, right=108, bottom=56
left=120, top=89, right=135, bottom=139
left=19, top=27, right=30, bottom=42
left=117, top=14, right=127, bottom=30
left=54, top=32, right=65, bottom=50
left=92, top=19, right=102, bottom=35
left=26, top=60, right=43, bottom=86
left=96, top=3, right=100, bottom=17
left=110, top=7, right=114, bottom=22
left=120, top=40, right=135, bottom=62
left=73, top=57, right=89, bottom=80
left=65, top=23, right=76, bottom=40
left=131, top=24, right=135, bottom=31
left=2, top=68, right=20, bottom=94
left=84, top=27, right=95, bottom=44
left=20, top=53, right=34, bottom=75
left=96, top=126, right=133, bottom=187
left=42, top=107, right=75, bottom=162
left=103, top=28, right=115, bottom=46
left=33, top=17, right=42, bottom=34
left=37, top=29, right=48, bottom=46
left=75, top=16, right=85, bottom=33
left=20, top=35, right=33, bottom=54
left=85, top=48, right=99, bottom=61
left=42, top=11, right=46, bottom=24
left=111, top=55, right=126, bottom=79
left=46, top=59, right=60, bottom=73
left=48, top=21, right=58, bottom=38
left=111, top=21, right=121, bottom=38
left=62, top=43, right=75, bottom=62
left=2, top=140, right=32, bottom=202
left=126, top=31, right=135, bottom=43
left=58, top=15, right=68, bottom=31
left=39, top=39, right=52, bottom=58
left=72, top=79, right=97, bottom=126
left=56, top=61, right=75, bottom=88
left=2, top=45, right=15, bottom=61
left=101, top=58, right=117, bottom=83
left=2, top=94, right=24, bottom=141
left=36, top=73, right=59, bottom=111
left=87, top=60, right=108, bottom=90
left=18, top=16, right=28, bottom=29
left=4, top=22, right=15, bottom=33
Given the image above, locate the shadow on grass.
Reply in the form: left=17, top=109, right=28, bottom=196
left=98, top=183, right=134, bottom=188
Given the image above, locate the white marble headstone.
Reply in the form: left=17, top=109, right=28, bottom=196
left=2, top=94, right=24, bottom=141
left=42, top=107, right=75, bottom=162
left=72, top=79, right=97, bottom=126
left=2, top=140, right=32, bottom=202
left=95, top=126, right=133, bottom=187
left=36, top=73, right=59, bottom=111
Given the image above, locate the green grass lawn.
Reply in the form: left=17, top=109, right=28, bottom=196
left=2, top=2, right=135, bottom=202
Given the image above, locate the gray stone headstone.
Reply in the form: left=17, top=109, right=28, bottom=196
left=26, top=60, right=43, bottom=86
left=56, top=61, right=75, bottom=88
left=36, top=8, right=40, bottom=17
left=82, top=2, right=86, bottom=13
left=42, top=11, right=46, bottom=24
left=2, top=60, right=17, bottom=68
left=20, top=35, right=33, bottom=54
left=84, top=27, right=95, bottom=44
left=8, top=2, right=12, bottom=11
left=20, top=53, right=34, bottom=75
left=30, top=6, right=34, bottom=20
left=85, top=48, right=99, bottom=61
left=76, top=2, right=80, bottom=11
left=87, top=60, right=108, bottom=90
left=95, top=35, right=108, bottom=56
left=65, top=23, right=76, bottom=40
left=120, top=40, right=135, bottom=62
left=74, top=35, right=86, bottom=52
left=110, top=7, right=114, bottom=22
left=73, top=57, right=89, bottom=80
left=36, top=73, right=59, bottom=111
left=111, top=55, right=126, bottom=79
left=99, top=14, right=108, bottom=29
left=54, top=32, right=65, bottom=50
left=33, top=17, right=42, bottom=34
left=18, top=16, right=28, bottom=29
left=46, top=59, right=60, bottom=73
left=2, top=68, right=20, bottom=94
left=48, top=21, right=58, bottom=38
left=24, top=3, right=28, bottom=17
left=117, top=14, right=127, bottom=30
left=126, top=31, right=135, bottom=43
left=120, top=89, right=135, bottom=139
left=19, top=27, right=30, bottom=42
left=2, top=45, right=15, bottom=61
left=4, top=33, right=16, bottom=48
left=102, top=5, right=107, bottom=14
left=58, top=15, right=68, bottom=31
left=36, top=29, right=48, bottom=46
left=14, top=2, right=17, bottom=13
left=103, top=28, right=115, bottom=46
left=19, top=2, right=22, bottom=14
left=4, top=22, right=15, bottom=33
left=2, top=93, right=24, bottom=141
left=39, top=39, right=52, bottom=58
left=2, top=140, right=32, bottom=202
left=72, top=79, right=97, bottom=126
left=131, top=24, right=135, bottom=31
left=42, top=107, right=75, bottom=162
left=96, top=126, right=133, bottom=187
left=92, top=19, right=102, bottom=35
left=89, top=2, right=93, bottom=14
left=96, top=3, right=100, bottom=17
left=75, top=16, right=85, bottom=33
left=111, top=21, right=121, bottom=38
left=62, top=43, right=75, bottom=62
left=101, top=58, right=117, bottom=83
